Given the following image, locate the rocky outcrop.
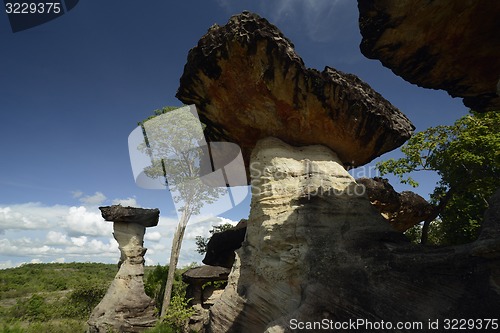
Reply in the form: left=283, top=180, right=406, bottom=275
left=358, top=177, right=435, bottom=232
left=177, top=11, right=414, bottom=169
left=203, top=219, right=247, bottom=268
left=87, top=206, right=159, bottom=333
left=182, top=265, right=230, bottom=308
left=207, top=138, right=500, bottom=333
left=358, top=0, right=500, bottom=112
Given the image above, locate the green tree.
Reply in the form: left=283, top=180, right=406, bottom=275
left=138, top=106, right=225, bottom=317
left=195, top=223, right=234, bottom=255
left=377, top=111, right=500, bottom=245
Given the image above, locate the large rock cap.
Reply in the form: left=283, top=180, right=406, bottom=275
left=358, top=0, right=500, bottom=112
left=177, top=11, right=414, bottom=168
left=99, top=205, right=159, bottom=227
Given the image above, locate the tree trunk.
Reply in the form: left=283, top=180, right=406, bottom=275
left=160, top=204, right=191, bottom=318
left=420, top=219, right=431, bottom=244
left=420, top=189, right=453, bottom=244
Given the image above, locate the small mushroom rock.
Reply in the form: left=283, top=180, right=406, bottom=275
left=182, top=265, right=230, bottom=308
left=87, top=206, right=158, bottom=333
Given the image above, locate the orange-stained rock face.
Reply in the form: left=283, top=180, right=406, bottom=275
left=176, top=11, right=414, bottom=169
left=358, top=0, right=500, bottom=112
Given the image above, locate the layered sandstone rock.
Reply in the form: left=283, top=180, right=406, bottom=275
left=87, top=206, right=159, bottom=333
left=177, top=11, right=414, bottom=169
left=207, top=138, right=500, bottom=333
left=358, top=0, right=500, bottom=112
left=358, top=177, right=435, bottom=232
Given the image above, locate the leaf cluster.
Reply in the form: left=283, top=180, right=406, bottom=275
left=378, top=111, right=500, bottom=244
left=144, top=264, right=194, bottom=316
left=195, top=223, right=235, bottom=255
left=138, top=106, right=226, bottom=215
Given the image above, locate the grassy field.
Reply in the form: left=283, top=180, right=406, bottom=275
left=0, top=262, right=193, bottom=333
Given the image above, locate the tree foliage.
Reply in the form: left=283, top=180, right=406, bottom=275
left=377, top=111, right=500, bottom=245
left=138, top=106, right=224, bottom=215
left=195, top=223, right=235, bottom=255
left=138, top=106, right=225, bottom=317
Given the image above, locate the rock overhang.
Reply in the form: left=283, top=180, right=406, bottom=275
left=358, top=0, right=500, bottom=112
left=99, top=205, right=159, bottom=227
left=176, top=11, right=415, bottom=170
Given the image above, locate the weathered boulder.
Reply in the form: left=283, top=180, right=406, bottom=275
left=177, top=11, right=414, bottom=169
left=203, top=219, right=247, bottom=268
left=87, top=206, right=158, bottom=333
left=207, top=137, right=500, bottom=333
left=358, top=177, right=435, bottom=232
left=358, top=0, right=500, bottom=112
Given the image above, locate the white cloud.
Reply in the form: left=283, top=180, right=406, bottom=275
left=0, top=260, right=16, bottom=269
left=64, top=206, right=112, bottom=237
left=46, top=231, right=71, bottom=245
left=72, top=190, right=83, bottom=198
left=217, top=0, right=355, bottom=43
left=0, top=235, right=118, bottom=260
left=144, top=231, right=162, bottom=242
left=0, top=203, right=67, bottom=232
left=266, top=0, right=354, bottom=43
left=80, top=192, right=107, bottom=205
left=71, top=236, right=87, bottom=247
left=184, top=216, right=239, bottom=240
left=0, top=238, right=62, bottom=257
left=112, top=197, right=139, bottom=207
left=0, top=194, right=244, bottom=269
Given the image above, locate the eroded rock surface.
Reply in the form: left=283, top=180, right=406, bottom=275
left=203, top=219, right=247, bottom=268
left=99, top=205, right=159, bottom=227
left=207, top=138, right=500, bottom=333
left=177, top=11, right=414, bottom=169
left=358, top=0, right=500, bottom=111
left=87, top=206, right=157, bottom=333
left=358, top=177, right=435, bottom=232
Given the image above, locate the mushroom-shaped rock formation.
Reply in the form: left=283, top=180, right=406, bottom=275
left=208, top=137, right=500, bottom=333
left=182, top=265, right=230, bottom=308
left=358, top=0, right=500, bottom=112
left=177, top=11, right=414, bottom=169
left=99, top=205, right=159, bottom=227
left=358, top=177, right=435, bottom=232
left=87, top=206, right=158, bottom=333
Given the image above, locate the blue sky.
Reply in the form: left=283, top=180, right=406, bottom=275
left=0, top=0, right=468, bottom=269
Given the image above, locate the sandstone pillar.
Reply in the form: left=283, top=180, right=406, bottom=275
left=87, top=205, right=159, bottom=333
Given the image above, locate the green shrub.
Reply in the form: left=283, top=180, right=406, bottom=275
left=61, top=283, right=108, bottom=319
left=144, top=264, right=168, bottom=312
left=1, top=320, right=86, bottom=333
left=9, top=294, right=49, bottom=322
left=161, top=295, right=195, bottom=331
left=144, top=321, right=177, bottom=333
left=0, top=322, right=24, bottom=333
